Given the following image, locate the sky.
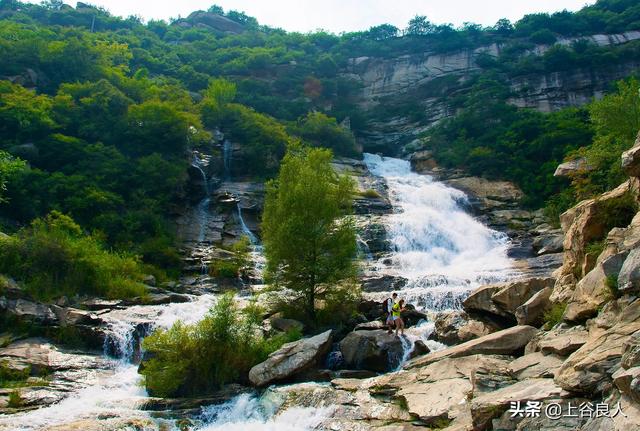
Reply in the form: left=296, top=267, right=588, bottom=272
left=31, top=0, right=595, bottom=33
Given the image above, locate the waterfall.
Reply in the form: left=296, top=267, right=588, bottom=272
left=0, top=295, right=217, bottom=431
left=192, top=152, right=212, bottom=243
left=237, top=203, right=266, bottom=283
left=363, top=153, right=514, bottom=312
left=223, top=139, right=232, bottom=181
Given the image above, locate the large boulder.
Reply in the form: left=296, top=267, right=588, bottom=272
left=248, top=330, right=333, bottom=387
left=622, top=331, right=640, bottom=369
left=432, top=310, right=501, bottom=345
left=612, top=366, right=640, bottom=404
left=515, top=286, right=553, bottom=326
left=339, top=330, right=404, bottom=372
left=407, top=325, right=538, bottom=369
left=463, top=278, right=554, bottom=321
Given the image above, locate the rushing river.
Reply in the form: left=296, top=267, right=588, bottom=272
left=0, top=153, right=515, bottom=430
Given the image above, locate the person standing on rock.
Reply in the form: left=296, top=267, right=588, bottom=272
left=384, top=292, right=398, bottom=334
left=392, top=299, right=406, bottom=336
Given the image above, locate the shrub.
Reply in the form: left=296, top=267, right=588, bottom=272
left=0, top=211, right=147, bottom=301
left=140, top=293, right=301, bottom=397
left=606, top=274, right=621, bottom=299
left=209, top=236, right=251, bottom=279
left=8, top=391, right=24, bottom=408
left=543, top=302, right=567, bottom=329
left=595, top=191, right=638, bottom=233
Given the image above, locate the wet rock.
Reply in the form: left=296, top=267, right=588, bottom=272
left=515, top=286, right=553, bottom=327
left=400, top=304, right=427, bottom=327
left=339, top=330, right=404, bottom=372
left=49, top=306, right=103, bottom=327
left=509, top=352, right=564, bottom=379
left=80, top=299, right=124, bottom=311
left=407, top=326, right=538, bottom=369
left=409, top=340, right=430, bottom=359
left=361, top=275, right=407, bottom=292
left=410, top=150, right=437, bottom=172
left=249, top=330, right=333, bottom=387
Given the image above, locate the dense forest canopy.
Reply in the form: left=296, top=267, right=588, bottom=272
left=0, top=0, right=639, bottom=275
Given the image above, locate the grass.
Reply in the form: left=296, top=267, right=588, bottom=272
left=7, top=391, right=24, bottom=408
left=543, top=302, right=567, bottom=329
left=585, top=239, right=606, bottom=258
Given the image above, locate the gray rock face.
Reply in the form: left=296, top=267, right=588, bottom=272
left=407, top=325, right=539, bottom=369
left=248, top=330, right=333, bottom=387
left=622, top=331, right=640, bottom=369
left=554, top=157, right=592, bottom=177
left=622, top=133, right=640, bottom=177
left=339, top=330, right=404, bottom=372
left=463, top=278, right=555, bottom=321
left=509, top=352, right=564, bottom=380
left=515, top=286, right=553, bottom=327
left=618, top=247, right=640, bottom=294
left=432, top=310, right=501, bottom=345
left=556, top=299, right=640, bottom=394
left=613, top=367, right=640, bottom=404
left=537, top=326, right=589, bottom=357
left=1, top=299, right=58, bottom=325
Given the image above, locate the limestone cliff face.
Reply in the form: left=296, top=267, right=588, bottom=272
left=344, top=31, right=640, bottom=153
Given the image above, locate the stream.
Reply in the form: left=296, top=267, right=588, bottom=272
left=0, top=153, right=515, bottom=430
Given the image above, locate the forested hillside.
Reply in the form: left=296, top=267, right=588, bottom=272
left=0, top=0, right=639, bottom=274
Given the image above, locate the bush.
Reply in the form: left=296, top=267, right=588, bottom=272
left=140, top=293, right=301, bottom=397
left=359, top=189, right=381, bottom=199
left=543, top=302, right=567, bottom=329
left=0, top=211, right=147, bottom=301
left=209, top=236, right=251, bottom=279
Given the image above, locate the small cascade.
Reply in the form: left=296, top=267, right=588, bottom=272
left=222, top=139, right=232, bottom=181
left=237, top=203, right=266, bottom=284
left=192, top=152, right=212, bottom=243
left=395, top=320, right=447, bottom=369
left=196, top=393, right=333, bottom=431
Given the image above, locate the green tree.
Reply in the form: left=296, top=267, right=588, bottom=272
left=262, top=145, right=357, bottom=324
left=0, top=151, right=25, bottom=203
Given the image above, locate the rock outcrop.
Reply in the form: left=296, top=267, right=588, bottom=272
left=248, top=330, right=333, bottom=387
left=339, top=330, right=404, bottom=372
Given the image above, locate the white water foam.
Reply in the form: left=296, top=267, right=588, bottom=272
left=0, top=294, right=216, bottom=431
left=197, top=393, right=333, bottom=431
left=363, top=153, right=515, bottom=311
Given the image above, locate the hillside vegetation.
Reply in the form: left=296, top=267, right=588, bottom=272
left=0, top=0, right=638, bottom=284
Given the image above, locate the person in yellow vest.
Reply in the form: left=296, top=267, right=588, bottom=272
left=392, top=299, right=406, bottom=336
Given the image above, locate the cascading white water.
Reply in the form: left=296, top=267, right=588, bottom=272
left=195, top=393, right=333, bottom=431
left=222, top=139, right=232, bottom=181
left=0, top=295, right=216, bottom=431
left=363, top=153, right=515, bottom=311
left=192, top=152, right=212, bottom=243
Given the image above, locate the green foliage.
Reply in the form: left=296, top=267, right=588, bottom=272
left=543, top=302, right=567, bottom=329
left=288, top=111, right=358, bottom=157
left=594, top=191, right=639, bottom=233
left=8, top=390, right=24, bottom=408
left=585, top=239, right=606, bottom=258
left=263, top=145, right=358, bottom=325
left=0, top=211, right=147, bottom=300
left=210, top=236, right=251, bottom=279
left=140, top=293, right=300, bottom=397
left=0, top=361, right=30, bottom=388
left=0, top=151, right=25, bottom=203
left=606, top=274, right=620, bottom=299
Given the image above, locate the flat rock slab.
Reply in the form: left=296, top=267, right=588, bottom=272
left=398, top=378, right=472, bottom=423
left=509, top=352, right=564, bottom=380
left=406, top=326, right=538, bottom=369
left=538, top=326, right=589, bottom=357
left=470, top=378, right=568, bottom=429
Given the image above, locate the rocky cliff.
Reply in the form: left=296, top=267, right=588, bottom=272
left=344, top=31, right=640, bottom=153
